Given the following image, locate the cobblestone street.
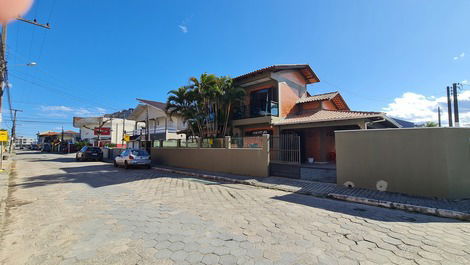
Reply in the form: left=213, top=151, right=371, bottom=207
left=0, top=151, right=469, bottom=265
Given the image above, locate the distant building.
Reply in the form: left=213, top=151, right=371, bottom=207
left=14, top=136, right=35, bottom=148
left=126, top=99, right=187, bottom=150
left=37, top=130, right=80, bottom=152
left=73, top=116, right=136, bottom=147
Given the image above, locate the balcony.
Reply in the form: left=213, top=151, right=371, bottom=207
left=129, top=127, right=178, bottom=136
left=233, top=101, right=279, bottom=120
left=232, top=101, right=279, bottom=126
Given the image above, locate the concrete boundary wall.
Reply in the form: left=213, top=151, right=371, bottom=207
left=335, top=128, right=470, bottom=199
left=150, top=135, right=270, bottom=177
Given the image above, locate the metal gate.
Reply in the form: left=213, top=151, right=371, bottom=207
left=269, top=134, right=301, bottom=178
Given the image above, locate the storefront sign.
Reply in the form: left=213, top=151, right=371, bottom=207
left=94, top=127, right=111, bottom=136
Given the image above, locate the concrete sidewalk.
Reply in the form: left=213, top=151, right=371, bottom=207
left=153, top=165, right=470, bottom=221
left=0, top=155, right=13, bottom=231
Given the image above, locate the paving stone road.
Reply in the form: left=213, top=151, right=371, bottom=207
left=0, top=151, right=469, bottom=265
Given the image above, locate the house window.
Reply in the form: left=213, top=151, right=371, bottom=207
left=250, top=87, right=278, bottom=117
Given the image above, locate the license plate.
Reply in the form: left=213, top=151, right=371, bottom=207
left=92, top=153, right=97, bottom=156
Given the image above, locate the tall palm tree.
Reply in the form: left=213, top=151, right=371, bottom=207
left=165, top=86, right=202, bottom=137
left=166, top=74, right=243, bottom=138
left=189, top=73, right=220, bottom=137
left=219, top=77, right=245, bottom=136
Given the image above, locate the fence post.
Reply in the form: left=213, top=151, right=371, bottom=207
left=262, top=134, right=270, bottom=153
left=197, top=137, right=201, bottom=149
left=177, top=139, right=181, bottom=148
left=225, top=136, right=231, bottom=149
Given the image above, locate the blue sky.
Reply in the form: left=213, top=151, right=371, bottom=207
left=3, top=0, right=470, bottom=138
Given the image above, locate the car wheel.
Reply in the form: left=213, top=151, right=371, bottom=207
left=124, top=161, right=130, bottom=169
left=146, top=165, right=151, bottom=169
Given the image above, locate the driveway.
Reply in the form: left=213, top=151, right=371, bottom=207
left=0, top=151, right=469, bottom=265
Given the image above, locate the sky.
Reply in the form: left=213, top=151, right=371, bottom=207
left=2, top=0, right=470, bottom=138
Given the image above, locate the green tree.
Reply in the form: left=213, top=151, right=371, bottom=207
left=219, top=77, right=245, bottom=136
left=424, top=121, right=438, bottom=127
left=166, top=74, right=245, bottom=138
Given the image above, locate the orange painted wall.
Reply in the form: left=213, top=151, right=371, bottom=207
left=278, top=71, right=308, bottom=117
left=301, top=101, right=321, bottom=111
left=304, top=129, right=321, bottom=161
left=278, top=71, right=308, bottom=87
left=303, top=128, right=336, bottom=162
left=321, top=100, right=338, bottom=111
left=279, top=82, right=300, bottom=117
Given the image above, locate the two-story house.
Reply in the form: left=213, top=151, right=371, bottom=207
left=232, top=64, right=400, bottom=163
left=126, top=98, right=186, bottom=150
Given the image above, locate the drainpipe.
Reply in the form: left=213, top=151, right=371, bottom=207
left=365, top=117, right=386, bottom=129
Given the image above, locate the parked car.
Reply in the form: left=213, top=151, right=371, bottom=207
left=76, top=146, right=103, bottom=161
left=114, top=149, right=151, bottom=169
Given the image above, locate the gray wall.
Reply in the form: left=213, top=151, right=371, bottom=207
left=335, top=128, right=470, bottom=199
left=151, top=139, right=270, bottom=177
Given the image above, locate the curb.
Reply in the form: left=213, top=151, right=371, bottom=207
left=152, top=166, right=470, bottom=222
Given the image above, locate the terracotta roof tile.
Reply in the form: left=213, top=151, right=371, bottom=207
left=274, top=110, right=383, bottom=125
left=296, top=91, right=339, bottom=104
left=137, top=98, right=167, bottom=111
left=234, top=64, right=320, bottom=84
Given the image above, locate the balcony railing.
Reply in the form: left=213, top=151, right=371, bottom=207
left=129, top=127, right=178, bottom=136
left=233, top=101, right=279, bottom=120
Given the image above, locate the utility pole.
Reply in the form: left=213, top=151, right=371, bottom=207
left=9, top=109, right=22, bottom=152
left=446, top=86, right=453, bottom=127
left=452, top=83, right=459, bottom=127
left=437, top=106, right=441, bottom=127
left=0, top=17, right=50, bottom=127
left=0, top=24, right=8, bottom=124
left=122, top=118, right=125, bottom=147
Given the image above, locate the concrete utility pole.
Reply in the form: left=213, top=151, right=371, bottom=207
left=0, top=25, right=8, bottom=124
left=446, top=86, right=453, bottom=127
left=452, top=83, right=460, bottom=127
left=437, top=106, right=441, bottom=127
left=9, top=108, right=22, bottom=152
left=0, top=18, right=50, bottom=127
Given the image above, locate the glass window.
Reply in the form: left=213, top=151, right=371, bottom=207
left=131, top=150, right=149, bottom=156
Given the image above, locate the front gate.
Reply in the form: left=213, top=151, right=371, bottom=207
left=269, top=134, right=301, bottom=178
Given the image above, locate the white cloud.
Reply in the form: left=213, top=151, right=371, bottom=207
left=40, top=105, right=107, bottom=117
left=40, top=105, right=73, bottom=112
left=178, top=25, right=188, bottom=33
left=383, top=90, right=470, bottom=126
left=462, top=80, right=469, bottom=85
left=453, top=52, right=465, bottom=60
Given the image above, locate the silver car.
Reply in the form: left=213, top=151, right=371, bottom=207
left=114, top=149, right=151, bottom=169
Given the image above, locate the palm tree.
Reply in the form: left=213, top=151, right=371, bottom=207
left=219, top=77, right=245, bottom=136
left=189, top=73, right=220, bottom=137
left=166, top=86, right=202, bottom=137
left=166, top=74, right=244, bottom=138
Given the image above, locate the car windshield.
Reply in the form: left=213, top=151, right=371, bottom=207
left=88, top=147, right=101, bottom=152
left=131, top=150, right=148, bottom=156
